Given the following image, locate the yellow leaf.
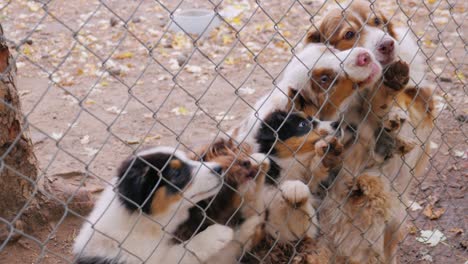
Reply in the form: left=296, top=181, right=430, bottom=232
left=282, top=30, right=292, bottom=38
left=100, top=81, right=109, bottom=87
left=455, top=71, right=465, bottom=81
left=222, top=35, right=233, bottom=45
left=114, top=52, right=134, bottom=60
left=144, top=135, right=161, bottom=142
left=427, top=0, right=437, bottom=4
left=230, top=16, right=242, bottom=26
left=423, top=204, right=445, bottom=220
left=27, top=2, right=41, bottom=12
left=76, top=68, right=84, bottom=76
left=85, top=99, right=96, bottom=105
left=23, top=46, right=32, bottom=56
left=224, top=57, right=236, bottom=65
left=408, top=225, right=418, bottom=235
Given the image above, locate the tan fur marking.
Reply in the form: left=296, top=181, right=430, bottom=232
left=170, top=159, right=182, bottom=169
left=151, top=187, right=182, bottom=215
left=275, top=133, right=321, bottom=158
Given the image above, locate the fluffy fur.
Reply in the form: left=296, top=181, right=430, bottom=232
left=256, top=110, right=344, bottom=193
left=231, top=44, right=382, bottom=150
left=73, top=146, right=231, bottom=264
left=306, top=0, right=435, bottom=203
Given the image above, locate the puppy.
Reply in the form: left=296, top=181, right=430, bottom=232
left=231, top=44, right=382, bottom=151
left=174, top=139, right=269, bottom=243
left=306, top=0, right=434, bottom=202
left=256, top=109, right=344, bottom=193
left=73, top=147, right=229, bottom=264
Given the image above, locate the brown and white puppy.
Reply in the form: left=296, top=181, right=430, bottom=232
left=73, top=147, right=228, bottom=264
left=174, top=139, right=269, bottom=241
left=306, top=0, right=434, bottom=202
left=232, top=44, right=382, bottom=150
left=174, top=138, right=320, bottom=261
left=256, top=109, right=344, bottom=193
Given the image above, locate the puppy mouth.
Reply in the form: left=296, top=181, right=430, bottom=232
left=358, top=62, right=380, bottom=86
left=378, top=56, right=395, bottom=67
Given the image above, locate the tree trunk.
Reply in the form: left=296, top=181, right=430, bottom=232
left=0, top=24, right=95, bottom=244
left=0, top=24, right=42, bottom=241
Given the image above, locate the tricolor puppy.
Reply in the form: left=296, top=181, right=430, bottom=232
left=232, top=44, right=381, bottom=150
left=256, top=110, right=344, bottom=193
left=73, top=147, right=229, bottom=264
left=174, top=139, right=269, bottom=243
left=306, top=0, right=434, bottom=202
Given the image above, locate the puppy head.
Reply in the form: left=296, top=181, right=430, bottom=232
left=195, top=139, right=260, bottom=188
left=284, top=45, right=381, bottom=118
left=256, top=110, right=342, bottom=159
left=116, top=147, right=222, bottom=216
left=306, top=0, right=398, bottom=66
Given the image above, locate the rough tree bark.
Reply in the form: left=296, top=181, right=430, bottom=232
left=0, top=23, right=94, bottom=245
left=0, top=24, right=42, bottom=242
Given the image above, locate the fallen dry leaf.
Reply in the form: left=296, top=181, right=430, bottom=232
left=416, top=229, right=446, bottom=247
left=125, top=138, right=140, bottom=145
left=114, top=51, right=134, bottom=60
left=171, top=106, right=191, bottom=116
left=423, top=204, right=445, bottom=220
left=449, top=228, right=464, bottom=235
left=409, top=200, right=423, bottom=211
left=408, top=225, right=418, bottom=235
left=80, top=135, right=90, bottom=145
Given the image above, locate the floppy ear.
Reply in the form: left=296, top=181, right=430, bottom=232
left=287, top=87, right=311, bottom=113
left=305, top=30, right=322, bottom=43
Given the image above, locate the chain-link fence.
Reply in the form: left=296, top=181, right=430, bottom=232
left=0, top=0, right=466, bottom=263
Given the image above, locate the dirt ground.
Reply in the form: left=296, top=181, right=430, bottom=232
left=0, top=0, right=466, bottom=263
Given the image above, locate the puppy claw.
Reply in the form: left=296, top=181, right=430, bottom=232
left=383, top=60, right=410, bottom=91
left=280, top=180, right=311, bottom=208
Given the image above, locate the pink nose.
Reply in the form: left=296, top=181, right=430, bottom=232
left=356, top=52, right=371, bottom=67
left=378, top=40, right=395, bottom=55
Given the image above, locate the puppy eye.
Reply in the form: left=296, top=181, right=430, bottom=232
left=320, top=75, right=329, bottom=84
left=344, top=31, right=355, bottom=40
left=374, top=17, right=381, bottom=26
left=298, top=121, right=309, bottom=128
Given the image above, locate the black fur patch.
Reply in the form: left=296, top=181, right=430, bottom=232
left=76, top=256, right=122, bottom=264
left=265, top=158, right=281, bottom=185
left=172, top=190, right=245, bottom=243
left=256, top=110, right=313, bottom=156
left=116, top=152, right=192, bottom=214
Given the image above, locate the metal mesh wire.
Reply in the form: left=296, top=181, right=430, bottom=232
left=0, top=0, right=466, bottom=263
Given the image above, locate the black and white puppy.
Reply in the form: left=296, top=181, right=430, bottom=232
left=73, top=147, right=231, bottom=264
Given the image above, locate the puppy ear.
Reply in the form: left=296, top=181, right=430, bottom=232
left=305, top=30, right=322, bottom=43
left=116, top=157, right=154, bottom=212
left=287, top=87, right=311, bottom=112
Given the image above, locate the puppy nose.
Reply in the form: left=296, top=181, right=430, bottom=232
left=356, top=52, right=371, bottom=67
left=378, top=40, right=395, bottom=55
left=213, top=166, right=223, bottom=175
left=331, top=121, right=340, bottom=129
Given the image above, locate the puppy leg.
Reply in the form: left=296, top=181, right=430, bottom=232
left=239, top=153, right=269, bottom=218
left=279, top=180, right=318, bottom=239
left=168, top=224, right=234, bottom=264
left=206, top=215, right=265, bottom=264
left=310, top=136, right=344, bottom=191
